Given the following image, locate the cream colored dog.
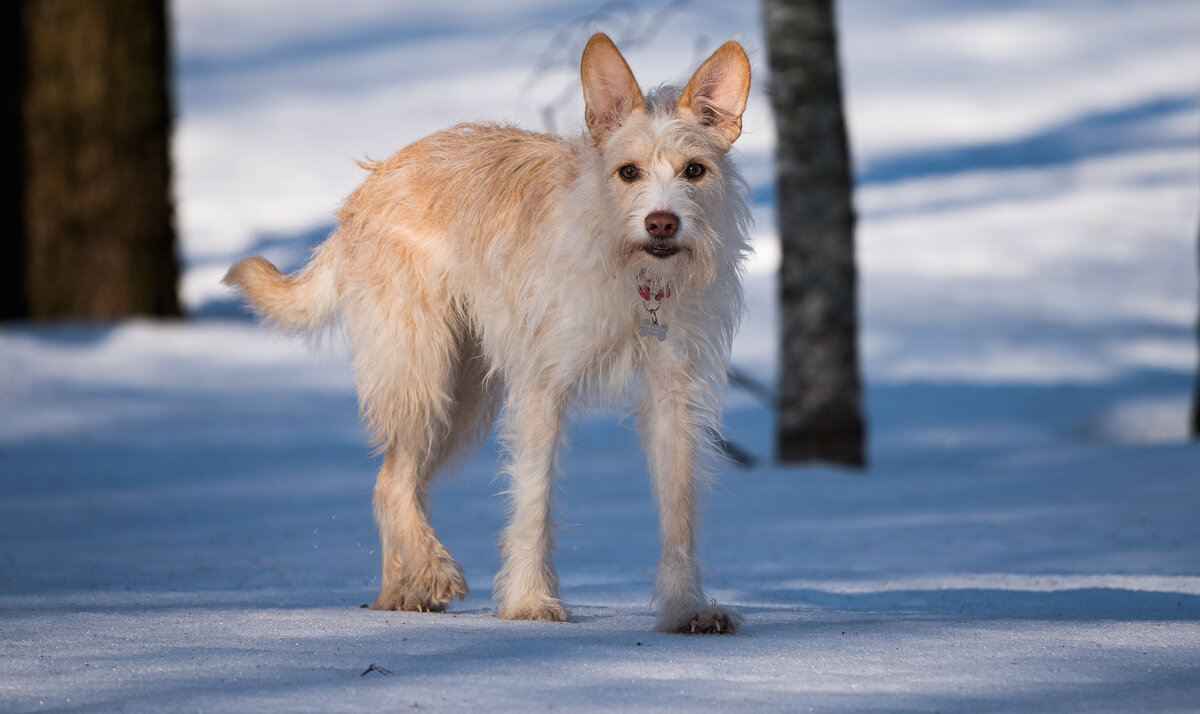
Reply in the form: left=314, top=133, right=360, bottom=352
left=225, top=34, right=751, bottom=634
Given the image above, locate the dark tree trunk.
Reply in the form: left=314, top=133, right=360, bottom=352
left=11, top=0, right=180, bottom=320
left=0, top=1, right=27, bottom=319
left=764, top=0, right=866, bottom=467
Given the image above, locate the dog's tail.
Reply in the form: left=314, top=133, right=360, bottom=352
left=223, top=245, right=339, bottom=332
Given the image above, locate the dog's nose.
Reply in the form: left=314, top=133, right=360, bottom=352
left=644, top=211, right=679, bottom=239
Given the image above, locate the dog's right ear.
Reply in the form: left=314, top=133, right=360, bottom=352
left=580, top=33, right=644, bottom=144
left=678, top=41, right=752, bottom=147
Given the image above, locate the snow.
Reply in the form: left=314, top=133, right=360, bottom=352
left=3, top=0, right=1199, bottom=711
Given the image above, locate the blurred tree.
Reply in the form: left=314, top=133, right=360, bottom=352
left=0, top=2, right=27, bottom=319
left=3, top=0, right=180, bottom=320
left=763, top=0, right=866, bottom=466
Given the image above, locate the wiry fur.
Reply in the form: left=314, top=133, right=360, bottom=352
left=224, top=34, right=752, bottom=633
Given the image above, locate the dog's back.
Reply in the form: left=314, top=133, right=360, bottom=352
left=226, top=124, right=574, bottom=332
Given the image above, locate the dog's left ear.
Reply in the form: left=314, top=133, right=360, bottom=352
left=679, top=41, right=752, bottom=146
left=581, top=33, right=645, bottom=144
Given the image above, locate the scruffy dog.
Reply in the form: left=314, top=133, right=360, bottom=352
left=225, top=34, right=751, bottom=634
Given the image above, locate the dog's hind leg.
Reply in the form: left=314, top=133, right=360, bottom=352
left=640, top=359, right=742, bottom=634
left=370, top=445, right=468, bottom=612
left=494, top=381, right=570, bottom=622
left=354, top=295, right=479, bottom=613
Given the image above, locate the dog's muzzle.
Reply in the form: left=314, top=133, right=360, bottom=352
left=644, top=241, right=680, bottom=258
left=643, top=211, right=681, bottom=258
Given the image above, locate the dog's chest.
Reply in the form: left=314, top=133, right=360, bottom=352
left=470, top=282, right=685, bottom=396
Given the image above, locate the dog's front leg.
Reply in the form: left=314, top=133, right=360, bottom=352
left=494, top=382, right=569, bottom=622
left=641, top=358, right=741, bottom=634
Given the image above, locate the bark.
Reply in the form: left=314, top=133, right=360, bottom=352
left=13, top=0, right=180, bottom=320
left=0, top=1, right=26, bottom=319
left=764, top=0, right=866, bottom=466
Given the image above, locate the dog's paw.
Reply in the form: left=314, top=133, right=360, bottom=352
left=497, top=597, right=570, bottom=623
left=370, top=559, right=468, bottom=614
left=655, top=601, right=742, bottom=634
left=413, top=556, right=470, bottom=604
left=370, top=585, right=447, bottom=613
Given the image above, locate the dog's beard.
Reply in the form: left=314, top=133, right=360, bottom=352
left=607, top=236, right=685, bottom=295
left=615, top=221, right=719, bottom=297
left=631, top=247, right=688, bottom=291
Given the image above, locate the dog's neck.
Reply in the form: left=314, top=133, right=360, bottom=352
left=636, top=278, right=672, bottom=342
left=637, top=283, right=670, bottom=302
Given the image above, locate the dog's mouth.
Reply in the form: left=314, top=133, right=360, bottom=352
left=643, top=241, right=680, bottom=258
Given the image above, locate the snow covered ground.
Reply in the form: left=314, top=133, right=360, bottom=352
left=3, top=0, right=1199, bottom=711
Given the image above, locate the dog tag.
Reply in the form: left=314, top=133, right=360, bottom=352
left=639, top=318, right=669, bottom=341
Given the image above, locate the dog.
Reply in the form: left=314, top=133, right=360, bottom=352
left=225, top=33, right=752, bottom=634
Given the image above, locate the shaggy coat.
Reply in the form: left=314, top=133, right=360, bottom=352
left=226, top=34, right=752, bottom=633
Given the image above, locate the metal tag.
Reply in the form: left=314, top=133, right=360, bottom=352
left=639, top=318, right=669, bottom=341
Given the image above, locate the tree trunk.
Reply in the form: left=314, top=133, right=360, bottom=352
left=0, top=1, right=27, bottom=319
left=764, top=0, right=866, bottom=467
left=13, top=0, right=180, bottom=320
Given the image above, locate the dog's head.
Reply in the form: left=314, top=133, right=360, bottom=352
left=579, top=34, right=752, bottom=293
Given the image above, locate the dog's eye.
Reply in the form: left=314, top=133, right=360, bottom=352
left=684, top=162, right=706, bottom=180
left=618, top=164, right=640, bottom=182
